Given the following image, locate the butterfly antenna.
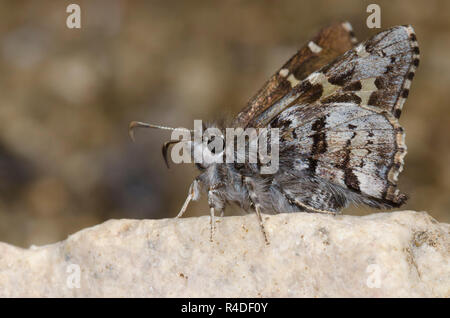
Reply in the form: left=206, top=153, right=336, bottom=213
left=162, top=140, right=181, bottom=169
left=128, top=121, right=193, bottom=142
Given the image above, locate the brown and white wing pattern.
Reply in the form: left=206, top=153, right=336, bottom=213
left=313, top=25, right=419, bottom=119
left=233, top=22, right=357, bottom=128
left=269, top=25, right=419, bottom=211
left=272, top=102, right=406, bottom=211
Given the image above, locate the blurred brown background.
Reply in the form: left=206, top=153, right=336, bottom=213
left=0, top=0, right=448, bottom=247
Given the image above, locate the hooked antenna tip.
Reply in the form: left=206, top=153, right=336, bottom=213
left=162, top=140, right=180, bottom=169
left=128, top=121, right=154, bottom=142
left=128, top=121, right=139, bottom=142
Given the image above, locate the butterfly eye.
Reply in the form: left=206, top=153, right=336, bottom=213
left=207, top=135, right=224, bottom=154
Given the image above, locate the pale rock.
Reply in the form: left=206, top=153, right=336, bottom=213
left=0, top=211, right=448, bottom=297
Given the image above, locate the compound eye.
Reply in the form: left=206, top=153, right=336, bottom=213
left=207, top=135, right=224, bottom=154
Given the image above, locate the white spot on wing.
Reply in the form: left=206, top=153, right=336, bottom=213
left=355, top=78, right=378, bottom=105
left=360, top=78, right=378, bottom=91
left=404, top=79, right=412, bottom=90
left=342, top=21, right=353, bottom=32
left=279, top=68, right=289, bottom=77
left=307, top=72, right=341, bottom=98
left=342, top=21, right=358, bottom=44
left=308, top=41, right=323, bottom=53
left=308, top=72, right=327, bottom=85
left=287, top=74, right=300, bottom=87
left=355, top=44, right=369, bottom=58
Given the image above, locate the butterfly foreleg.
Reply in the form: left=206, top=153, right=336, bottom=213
left=176, top=178, right=201, bottom=218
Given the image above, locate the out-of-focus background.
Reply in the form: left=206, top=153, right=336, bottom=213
left=0, top=0, right=448, bottom=247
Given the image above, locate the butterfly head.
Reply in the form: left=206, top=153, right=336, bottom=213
left=128, top=120, right=225, bottom=169
left=192, top=124, right=226, bottom=170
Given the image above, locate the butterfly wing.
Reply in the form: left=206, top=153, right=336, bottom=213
left=269, top=25, right=419, bottom=211
left=272, top=102, right=406, bottom=211
left=233, top=22, right=357, bottom=128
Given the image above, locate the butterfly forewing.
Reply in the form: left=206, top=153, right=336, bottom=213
left=316, top=25, right=419, bottom=119
left=233, top=22, right=358, bottom=129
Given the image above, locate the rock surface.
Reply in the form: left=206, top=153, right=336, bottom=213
left=0, top=211, right=448, bottom=297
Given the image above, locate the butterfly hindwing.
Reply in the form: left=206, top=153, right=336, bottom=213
left=233, top=22, right=357, bottom=128
left=273, top=102, right=406, bottom=210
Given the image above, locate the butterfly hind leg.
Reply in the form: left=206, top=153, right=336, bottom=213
left=243, top=177, right=270, bottom=245
left=207, top=186, right=226, bottom=242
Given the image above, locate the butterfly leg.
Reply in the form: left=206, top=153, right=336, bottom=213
left=243, top=177, right=270, bottom=245
left=209, top=207, right=215, bottom=242
left=176, top=179, right=201, bottom=218
left=254, top=203, right=269, bottom=245
left=207, top=188, right=224, bottom=242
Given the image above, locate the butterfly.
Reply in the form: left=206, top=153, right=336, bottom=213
left=130, top=22, right=419, bottom=244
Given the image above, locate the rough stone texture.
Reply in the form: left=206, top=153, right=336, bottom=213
left=0, top=211, right=448, bottom=297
